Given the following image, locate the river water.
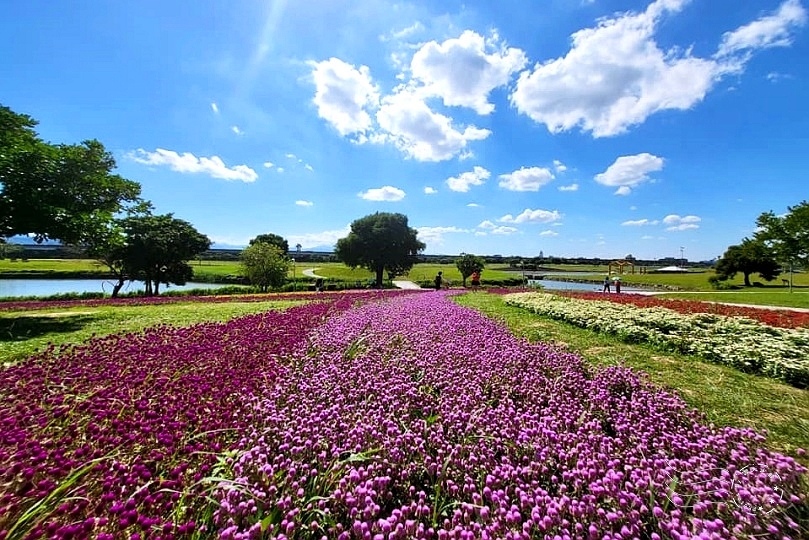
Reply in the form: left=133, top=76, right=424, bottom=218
left=528, top=278, right=644, bottom=292
left=0, top=279, right=238, bottom=298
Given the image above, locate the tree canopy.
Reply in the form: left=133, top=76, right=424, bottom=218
left=116, top=214, right=211, bottom=296
left=755, top=201, right=809, bottom=270
left=455, top=253, right=485, bottom=286
left=335, top=212, right=425, bottom=287
left=0, top=104, right=142, bottom=244
left=240, top=243, right=290, bottom=292
left=249, top=233, right=289, bottom=255
left=715, top=238, right=780, bottom=286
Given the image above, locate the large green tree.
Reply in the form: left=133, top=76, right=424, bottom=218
left=455, top=253, right=485, bottom=286
left=0, top=104, right=142, bottom=244
left=249, top=233, right=289, bottom=255
left=117, top=214, right=211, bottom=296
left=335, top=212, right=425, bottom=287
left=755, top=201, right=809, bottom=272
left=240, top=243, right=290, bottom=292
left=715, top=238, right=780, bottom=287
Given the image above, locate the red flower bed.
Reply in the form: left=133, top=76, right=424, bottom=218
left=561, top=292, right=809, bottom=329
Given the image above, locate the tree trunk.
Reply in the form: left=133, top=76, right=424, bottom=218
left=375, top=266, right=384, bottom=288
left=111, top=276, right=125, bottom=298
left=153, top=280, right=160, bottom=296
left=743, top=272, right=751, bottom=287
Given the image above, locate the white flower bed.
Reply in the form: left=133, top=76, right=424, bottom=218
left=504, top=292, right=809, bottom=387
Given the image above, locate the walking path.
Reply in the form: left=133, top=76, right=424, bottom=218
left=301, top=268, right=325, bottom=279
left=392, top=280, right=422, bottom=290
left=622, top=290, right=809, bottom=312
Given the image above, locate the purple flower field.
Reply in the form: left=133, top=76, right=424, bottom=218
left=1, top=291, right=807, bottom=539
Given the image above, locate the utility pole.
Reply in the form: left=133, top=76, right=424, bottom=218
left=680, top=246, right=685, bottom=268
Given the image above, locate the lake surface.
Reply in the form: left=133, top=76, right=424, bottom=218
left=0, top=279, right=239, bottom=298
left=528, top=278, right=644, bottom=292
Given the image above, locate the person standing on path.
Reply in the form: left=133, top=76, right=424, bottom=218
left=470, top=270, right=481, bottom=290
left=434, top=271, right=443, bottom=291
left=614, top=277, right=621, bottom=294
left=603, top=275, right=611, bottom=293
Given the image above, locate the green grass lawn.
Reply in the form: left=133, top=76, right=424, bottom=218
left=0, top=299, right=300, bottom=366
left=456, top=292, right=809, bottom=461
left=0, top=258, right=107, bottom=274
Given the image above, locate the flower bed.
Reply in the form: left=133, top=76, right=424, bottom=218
left=505, top=292, right=809, bottom=388
left=0, top=289, right=415, bottom=313
left=211, top=293, right=806, bottom=539
left=560, top=291, right=809, bottom=329
left=0, top=292, right=403, bottom=540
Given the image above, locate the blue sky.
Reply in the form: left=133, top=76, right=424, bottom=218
left=2, top=0, right=807, bottom=260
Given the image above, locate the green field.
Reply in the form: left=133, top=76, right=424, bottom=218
left=0, top=299, right=300, bottom=367
left=456, top=293, right=809, bottom=460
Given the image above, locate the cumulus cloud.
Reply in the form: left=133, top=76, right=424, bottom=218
left=510, top=0, right=806, bottom=137
left=446, top=166, right=491, bottom=192
left=295, top=200, right=314, bottom=207
left=622, top=218, right=659, bottom=226
left=663, top=214, right=701, bottom=231
left=595, top=153, right=664, bottom=194
left=358, top=185, right=406, bottom=201
left=128, top=148, right=258, bottom=182
left=553, top=160, right=568, bottom=173
left=409, top=30, right=527, bottom=114
left=263, top=161, right=274, bottom=168
left=558, top=183, right=579, bottom=192
left=539, top=230, right=559, bottom=237
left=288, top=226, right=352, bottom=250
left=477, top=220, right=519, bottom=235
left=499, top=208, right=562, bottom=224
left=416, top=226, right=469, bottom=245
left=310, top=57, right=379, bottom=137
left=498, top=166, right=555, bottom=192
left=717, top=0, right=807, bottom=57
left=211, top=102, right=219, bottom=114
left=375, top=90, right=490, bottom=161
left=424, top=186, right=438, bottom=194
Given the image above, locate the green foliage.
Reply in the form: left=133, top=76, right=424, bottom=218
left=240, top=243, right=290, bottom=292
left=335, top=212, right=425, bottom=287
left=0, top=104, right=143, bottom=244
left=756, top=200, right=809, bottom=270
left=454, top=253, right=485, bottom=286
left=249, top=233, right=289, bottom=255
left=118, top=214, right=211, bottom=296
left=715, top=238, right=780, bottom=286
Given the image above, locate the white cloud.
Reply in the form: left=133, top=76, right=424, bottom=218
left=467, top=203, right=481, bottom=207
left=276, top=167, right=285, bottom=173
left=498, top=166, right=555, bottom=192
left=477, top=220, right=518, bottom=235
left=595, top=153, right=664, bottom=194
left=553, top=159, right=568, bottom=173
left=305, top=164, right=314, bottom=172
left=511, top=0, right=723, bottom=137
left=382, top=21, right=425, bottom=41
left=211, top=102, right=219, bottom=114
left=558, top=183, right=579, bottom=192
left=358, top=185, right=406, bottom=201
left=295, top=200, right=314, bottom=207
left=641, top=235, right=655, bottom=240
left=375, top=90, right=490, bottom=161
left=409, top=30, right=527, bottom=115
left=416, top=226, right=469, bottom=245
left=424, top=186, right=438, bottom=194
left=717, top=0, right=807, bottom=57
left=263, top=161, right=274, bottom=168
left=128, top=148, right=258, bottom=182
left=286, top=153, right=297, bottom=159
left=231, top=125, right=243, bottom=135
left=288, top=226, right=351, bottom=250
left=499, top=208, right=562, bottom=224
left=663, top=214, right=701, bottom=231
left=539, top=230, right=559, bottom=237
left=446, top=166, right=490, bottom=192
left=622, top=218, right=659, bottom=226
left=310, top=57, right=379, bottom=137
